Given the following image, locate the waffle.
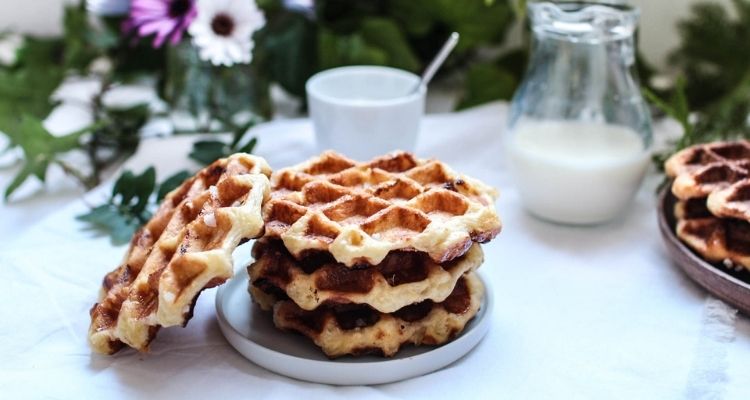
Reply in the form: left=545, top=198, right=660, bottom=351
left=263, top=151, right=501, bottom=266
left=248, top=238, right=484, bottom=313
left=707, top=179, right=750, bottom=221
left=88, top=154, right=272, bottom=354
left=269, top=272, right=484, bottom=358
left=674, top=198, right=750, bottom=269
left=665, top=140, right=750, bottom=200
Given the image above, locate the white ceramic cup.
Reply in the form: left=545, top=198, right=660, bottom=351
left=306, top=66, right=426, bottom=160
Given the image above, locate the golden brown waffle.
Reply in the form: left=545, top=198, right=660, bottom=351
left=263, top=151, right=501, bottom=266
left=707, top=179, right=750, bottom=221
left=674, top=198, right=750, bottom=269
left=665, top=140, right=750, bottom=200
left=88, top=154, right=271, bottom=354
left=248, top=238, right=483, bottom=313
left=269, top=273, right=483, bottom=358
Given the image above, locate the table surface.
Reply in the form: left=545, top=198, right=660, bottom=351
left=1, top=102, right=749, bottom=400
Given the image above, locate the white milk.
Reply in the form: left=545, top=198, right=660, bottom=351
left=508, top=120, right=650, bottom=224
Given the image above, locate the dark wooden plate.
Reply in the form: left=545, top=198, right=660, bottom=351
left=658, top=188, right=750, bottom=314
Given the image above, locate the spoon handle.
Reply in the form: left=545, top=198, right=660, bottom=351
left=416, top=32, right=460, bottom=92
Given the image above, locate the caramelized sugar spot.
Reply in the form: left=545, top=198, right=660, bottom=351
left=371, top=178, right=422, bottom=202
left=724, top=219, right=750, bottom=254
left=697, top=164, right=746, bottom=184
left=303, top=153, right=356, bottom=175
left=301, top=181, right=349, bottom=206
left=728, top=182, right=750, bottom=202
left=441, top=276, right=470, bottom=314
left=322, top=195, right=390, bottom=225
left=361, top=206, right=430, bottom=239
left=711, top=142, right=750, bottom=160
left=367, top=152, right=418, bottom=172
left=411, top=190, right=469, bottom=219
left=330, top=303, right=381, bottom=330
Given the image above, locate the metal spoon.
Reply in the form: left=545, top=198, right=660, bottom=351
left=412, top=32, right=460, bottom=93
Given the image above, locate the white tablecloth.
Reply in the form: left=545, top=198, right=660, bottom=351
left=1, top=103, right=749, bottom=399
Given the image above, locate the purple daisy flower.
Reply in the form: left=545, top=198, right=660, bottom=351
left=126, top=0, right=197, bottom=47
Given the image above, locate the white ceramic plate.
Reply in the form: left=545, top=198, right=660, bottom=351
left=215, top=268, right=493, bottom=385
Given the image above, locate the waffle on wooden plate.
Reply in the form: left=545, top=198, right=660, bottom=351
left=263, top=151, right=501, bottom=266
left=248, top=238, right=484, bottom=313
left=674, top=198, right=750, bottom=269
left=265, top=273, right=484, bottom=358
left=666, top=140, right=750, bottom=270
left=88, top=154, right=271, bottom=354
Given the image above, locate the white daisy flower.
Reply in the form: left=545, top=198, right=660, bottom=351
left=86, top=0, right=130, bottom=16
left=189, top=0, right=266, bottom=67
left=0, top=33, right=24, bottom=66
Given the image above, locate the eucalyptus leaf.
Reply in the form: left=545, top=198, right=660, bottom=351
left=157, top=170, right=191, bottom=201
left=189, top=140, right=229, bottom=165
left=78, top=167, right=190, bottom=245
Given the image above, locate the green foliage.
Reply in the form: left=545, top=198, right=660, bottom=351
left=157, top=170, right=191, bottom=201
left=458, top=49, right=527, bottom=109
left=671, top=0, right=750, bottom=110
left=77, top=168, right=190, bottom=245
left=261, top=12, right=317, bottom=97
left=4, top=116, right=100, bottom=199
left=646, top=74, right=750, bottom=170
left=0, top=37, right=65, bottom=139
left=190, top=120, right=259, bottom=165
left=260, top=0, right=517, bottom=98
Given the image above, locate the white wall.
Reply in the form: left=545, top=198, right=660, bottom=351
left=0, top=0, right=734, bottom=69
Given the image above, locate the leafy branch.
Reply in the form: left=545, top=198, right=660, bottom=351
left=189, top=119, right=259, bottom=165
left=77, top=168, right=190, bottom=245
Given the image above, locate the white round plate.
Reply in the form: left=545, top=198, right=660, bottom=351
left=215, top=269, right=493, bottom=385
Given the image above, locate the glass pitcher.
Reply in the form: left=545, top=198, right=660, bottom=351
left=507, top=1, right=652, bottom=225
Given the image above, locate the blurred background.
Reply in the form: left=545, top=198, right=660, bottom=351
left=0, top=0, right=732, bottom=70
left=2, top=0, right=748, bottom=205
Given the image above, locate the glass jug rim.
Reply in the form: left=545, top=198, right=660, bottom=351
left=528, top=1, right=639, bottom=43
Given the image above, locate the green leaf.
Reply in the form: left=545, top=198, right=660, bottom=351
left=317, top=29, right=388, bottom=70
left=157, top=170, right=191, bottom=201
left=111, top=167, right=156, bottom=215
left=76, top=204, right=141, bottom=245
left=458, top=63, right=517, bottom=109
left=62, top=2, right=99, bottom=71
left=359, top=18, right=421, bottom=72
left=237, top=137, right=258, bottom=154
left=79, top=167, right=195, bottom=245
left=189, top=140, right=230, bottom=166
left=262, top=12, right=317, bottom=97
left=642, top=78, right=693, bottom=144
left=671, top=0, right=750, bottom=109
left=4, top=116, right=86, bottom=200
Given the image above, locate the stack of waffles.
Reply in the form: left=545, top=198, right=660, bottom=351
left=247, top=151, right=502, bottom=357
left=88, top=154, right=272, bottom=354
left=665, top=140, right=750, bottom=271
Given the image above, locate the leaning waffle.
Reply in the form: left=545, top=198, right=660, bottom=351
left=248, top=238, right=483, bottom=313
left=665, top=140, right=750, bottom=200
left=269, top=273, right=483, bottom=358
left=674, top=198, right=750, bottom=269
left=88, top=154, right=271, bottom=354
left=264, top=151, right=501, bottom=266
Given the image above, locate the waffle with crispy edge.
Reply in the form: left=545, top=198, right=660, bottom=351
left=263, top=151, right=501, bottom=266
left=674, top=198, right=750, bottom=269
left=264, top=272, right=483, bottom=358
left=88, top=154, right=271, bottom=354
left=248, top=238, right=483, bottom=313
left=665, top=140, right=750, bottom=200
